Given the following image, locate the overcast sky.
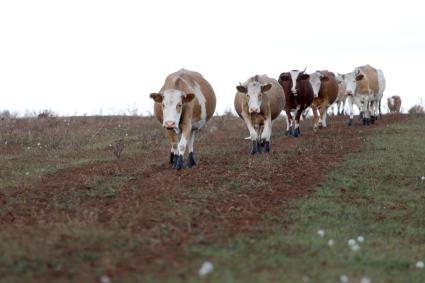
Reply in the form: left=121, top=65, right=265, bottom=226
left=1, top=0, right=424, bottom=116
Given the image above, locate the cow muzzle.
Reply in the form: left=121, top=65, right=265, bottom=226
left=163, top=121, right=176, bottom=129
left=291, top=90, right=298, bottom=96
left=249, top=107, right=260, bottom=114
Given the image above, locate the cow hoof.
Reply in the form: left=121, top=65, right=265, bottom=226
left=347, top=119, right=353, bottom=126
left=293, top=128, right=300, bottom=137
left=169, top=152, right=175, bottom=165
left=175, top=155, right=184, bottom=170
left=172, top=154, right=179, bottom=168
left=264, top=141, right=270, bottom=153
left=371, top=116, right=376, bottom=124
left=362, top=118, right=367, bottom=126
left=187, top=152, right=196, bottom=168
left=251, top=140, right=259, bottom=155
left=366, top=118, right=371, bottom=126
left=286, top=127, right=293, bottom=136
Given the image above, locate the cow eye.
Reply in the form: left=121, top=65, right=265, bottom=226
left=162, top=103, right=165, bottom=108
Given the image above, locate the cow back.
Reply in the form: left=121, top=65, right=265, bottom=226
left=154, top=69, right=216, bottom=127
left=357, top=65, right=379, bottom=96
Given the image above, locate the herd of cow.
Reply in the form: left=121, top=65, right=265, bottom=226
left=149, top=66, right=402, bottom=170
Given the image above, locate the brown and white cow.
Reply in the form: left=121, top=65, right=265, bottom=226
left=387, top=95, right=401, bottom=113
left=309, top=70, right=338, bottom=130
left=340, top=65, right=386, bottom=126
left=278, top=68, right=314, bottom=137
left=235, top=75, right=284, bottom=154
left=150, top=69, right=216, bottom=170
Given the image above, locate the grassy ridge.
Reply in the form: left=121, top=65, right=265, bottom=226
left=175, top=116, right=425, bottom=283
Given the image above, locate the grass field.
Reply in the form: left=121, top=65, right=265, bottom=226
left=0, top=113, right=424, bottom=282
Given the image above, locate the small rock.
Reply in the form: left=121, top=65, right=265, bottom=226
left=328, top=239, right=334, bottom=247
left=198, top=261, right=214, bottom=277
left=361, top=277, right=371, bottom=283
left=416, top=261, right=424, bottom=269
left=100, top=275, right=111, bottom=283
left=317, top=229, right=325, bottom=237
left=351, top=244, right=360, bottom=252
left=357, top=236, right=365, bottom=243
left=340, top=274, right=348, bottom=283
left=348, top=239, right=356, bottom=246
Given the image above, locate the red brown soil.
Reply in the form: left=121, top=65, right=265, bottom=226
left=0, top=114, right=410, bottom=280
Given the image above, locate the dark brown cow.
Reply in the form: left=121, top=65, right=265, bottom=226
left=278, top=69, right=314, bottom=137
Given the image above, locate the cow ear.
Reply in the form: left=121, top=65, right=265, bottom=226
left=150, top=93, right=163, bottom=103
left=320, top=75, right=330, bottom=82
left=261, top=83, right=272, bottom=92
left=279, top=74, right=290, bottom=81
left=236, top=85, right=247, bottom=93
left=356, top=74, right=364, bottom=81
left=182, top=93, right=195, bottom=103
left=300, top=74, right=310, bottom=80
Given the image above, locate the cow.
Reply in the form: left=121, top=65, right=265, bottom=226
left=309, top=70, right=338, bottom=130
left=149, top=69, right=216, bottom=170
left=387, top=95, right=401, bottom=113
left=278, top=68, right=314, bottom=137
left=340, top=65, right=385, bottom=126
left=334, top=74, right=347, bottom=115
left=235, top=75, right=284, bottom=154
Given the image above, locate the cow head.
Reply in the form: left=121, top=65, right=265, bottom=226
left=279, top=67, right=309, bottom=96
left=309, top=71, right=329, bottom=98
left=150, top=90, right=195, bottom=129
left=236, top=80, right=272, bottom=114
left=340, top=69, right=364, bottom=96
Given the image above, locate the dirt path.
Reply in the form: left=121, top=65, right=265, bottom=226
left=0, top=114, right=409, bottom=279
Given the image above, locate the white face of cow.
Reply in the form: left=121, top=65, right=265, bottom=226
left=289, top=70, right=302, bottom=95
left=309, top=71, right=322, bottom=98
left=150, top=89, right=195, bottom=129
left=341, top=70, right=364, bottom=96
left=237, top=82, right=272, bottom=113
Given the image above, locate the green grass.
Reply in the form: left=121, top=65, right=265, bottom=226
left=159, top=116, right=425, bottom=283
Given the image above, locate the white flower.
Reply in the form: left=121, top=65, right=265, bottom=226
left=37, top=142, right=41, bottom=146
left=4, top=141, right=7, bottom=145
left=357, top=236, right=365, bottom=243
left=351, top=244, right=360, bottom=251
left=317, top=229, right=325, bottom=237
left=421, top=176, right=425, bottom=181
left=416, top=261, right=424, bottom=268
left=100, top=275, right=111, bottom=283
left=125, top=133, right=128, bottom=136
left=348, top=239, right=356, bottom=246
left=328, top=239, right=334, bottom=247
left=198, top=261, right=214, bottom=277
left=340, top=274, right=348, bottom=283
left=25, top=172, right=29, bottom=176
left=360, top=277, right=371, bottom=283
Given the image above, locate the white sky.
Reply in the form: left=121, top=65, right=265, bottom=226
left=1, top=0, right=424, bottom=116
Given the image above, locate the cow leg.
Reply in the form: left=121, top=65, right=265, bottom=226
left=260, top=115, right=272, bottom=153
left=284, top=111, right=294, bottom=136
left=187, top=131, right=196, bottom=168
left=293, top=109, right=302, bottom=137
left=322, top=108, right=328, bottom=127
left=312, top=104, right=319, bottom=131
left=241, top=112, right=259, bottom=154
left=166, top=130, right=179, bottom=168
left=175, top=121, right=192, bottom=170
left=346, top=96, right=354, bottom=126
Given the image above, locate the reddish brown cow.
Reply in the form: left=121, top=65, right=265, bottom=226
left=387, top=95, right=401, bottom=113
left=278, top=69, right=314, bottom=137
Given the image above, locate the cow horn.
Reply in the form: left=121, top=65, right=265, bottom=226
left=301, top=66, right=307, bottom=74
